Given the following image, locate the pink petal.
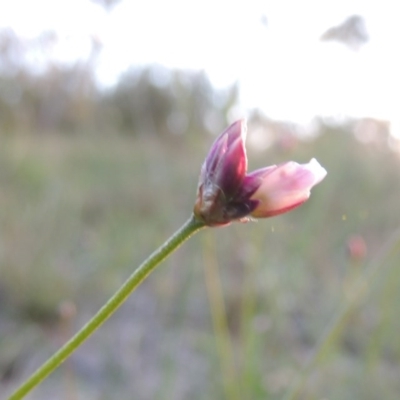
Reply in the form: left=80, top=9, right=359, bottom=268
left=214, top=121, right=248, bottom=195
left=205, top=120, right=246, bottom=175
left=250, top=158, right=327, bottom=218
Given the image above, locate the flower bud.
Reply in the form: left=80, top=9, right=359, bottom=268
left=193, top=120, right=327, bottom=226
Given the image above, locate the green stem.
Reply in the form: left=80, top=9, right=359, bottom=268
left=283, top=226, right=400, bottom=400
left=8, top=215, right=205, bottom=400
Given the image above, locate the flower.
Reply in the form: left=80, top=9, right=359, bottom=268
left=193, top=119, right=327, bottom=226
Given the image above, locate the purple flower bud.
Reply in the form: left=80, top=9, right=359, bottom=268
left=193, top=119, right=327, bottom=226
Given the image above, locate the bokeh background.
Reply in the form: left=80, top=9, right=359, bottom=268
left=1, top=1, right=400, bottom=399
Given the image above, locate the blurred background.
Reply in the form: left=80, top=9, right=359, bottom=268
left=1, top=1, right=400, bottom=399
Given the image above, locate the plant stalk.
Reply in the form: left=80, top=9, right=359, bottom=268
left=8, top=215, right=205, bottom=400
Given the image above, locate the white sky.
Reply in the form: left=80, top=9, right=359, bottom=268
left=2, top=0, right=400, bottom=134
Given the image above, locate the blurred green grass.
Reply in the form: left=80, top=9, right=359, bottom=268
left=1, top=127, right=400, bottom=400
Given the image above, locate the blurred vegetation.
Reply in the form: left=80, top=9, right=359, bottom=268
left=1, top=26, right=400, bottom=400
left=0, top=28, right=237, bottom=137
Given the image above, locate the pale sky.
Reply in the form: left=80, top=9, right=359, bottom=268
left=1, top=0, right=400, bottom=135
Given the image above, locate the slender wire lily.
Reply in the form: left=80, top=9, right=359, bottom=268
left=8, top=119, right=326, bottom=400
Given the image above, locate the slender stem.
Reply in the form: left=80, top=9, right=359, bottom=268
left=8, top=215, right=205, bottom=400
left=202, top=231, right=240, bottom=400
left=283, top=226, right=400, bottom=400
